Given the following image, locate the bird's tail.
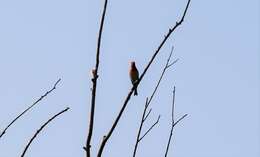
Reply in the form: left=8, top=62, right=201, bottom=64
left=134, top=89, right=138, bottom=96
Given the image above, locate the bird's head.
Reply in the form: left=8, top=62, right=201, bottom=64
left=130, top=61, right=136, bottom=68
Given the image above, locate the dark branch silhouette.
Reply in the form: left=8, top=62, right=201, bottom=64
left=164, top=87, right=188, bottom=157
left=0, top=79, right=61, bottom=139
left=20, top=107, right=70, bottom=157
left=133, top=46, right=178, bottom=157
left=143, top=108, right=152, bottom=122
left=133, top=98, right=149, bottom=157
left=97, top=0, right=191, bottom=155
left=84, top=0, right=108, bottom=157
left=138, top=115, right=160, bottom=142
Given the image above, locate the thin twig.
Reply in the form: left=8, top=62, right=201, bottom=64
left=164, top=114, right=187, bottom=157
left=164, top=87, right=188, bottom=157
left=138, top=115, right=160, bottom=142
left=20, top=107, right=70, bottom=157
left=171, top=87, right=176, bottom=123
left=173, top=114, right=188, bottom=128
left=147, top=46, right=176, bottom=107
left=97, top=0, right=191, bottom=156
left=165, top=87, right=176, bottom=156
left=132, top=46, right=177, bottom=157
left=143, top=108, right=152, bottom=122
left=133, top=98, right=149, bottom=157
left=0, top=79, right=61, bottom=139
left=84, top=0, right=108, bottom=157
left=166, top=58, right=179, bottom=69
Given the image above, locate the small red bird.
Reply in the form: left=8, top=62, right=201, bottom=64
left=129, top=61, right=139, bottom=96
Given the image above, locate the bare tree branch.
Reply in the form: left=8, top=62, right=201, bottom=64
left=166, top=58, right=179, bottom=69
left=164, top=87, right=188, bottom=157
left=84, top=0, right=108, bottom=157
left=138, top=115, right=160, bottom=142
left=143, top=108, right=152, bottom=122
left=147, top=46, right=177, bottom=107
left=133, top=98, right=149, bottom=157
left=0, top=79, right=61, bottom=139
left=20, top=107, right=70, bottom=157
left=97, top=0, right=191, bottom=156
left=132, top=46, right=177, bottom=157
left=173, top=114, right=188, bottom=128
left=171, top=87, right=176, bottom=123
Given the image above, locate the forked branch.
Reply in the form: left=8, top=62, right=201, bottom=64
left=164, top=87, right=188, bottom=157
left=138, top=115, right=160, bottom=142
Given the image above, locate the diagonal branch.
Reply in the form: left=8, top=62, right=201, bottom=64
left=97, top=0, right=191, bottom=156
left=173, top=114, right=188, bottom=128
left=84, top=0, right=108, bottom=157
left=133, top=98, right=149, bottom=157
left=138, top=115, right=160, bottom=142
left=143, top=108, right=152, bottom=122
left=20, top=107, right=70, bottom=157
left=133, top=46, right=177, bottom=157
left=164, top=87, right=188, bottom=157
left=147, top=46, right=177, bottom=107
left=166, top=58, right=179, bottom=69
left=0, top=79, right=61, bottom=139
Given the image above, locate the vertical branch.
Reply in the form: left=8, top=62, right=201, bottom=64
left=20, top=107, right=70, bottom=157
left=97, top=0, right=191, bottom=156
left=165, top=88, right=176, bottom=156
left=0, top=79, right=61, bottom=139
left=84, top=0, right=108, bottom=157
left=164, top=87, right=187, bottom=157
left=171, top=87, right=176, bottom=124
left=138, top=115, right=160, bottom=142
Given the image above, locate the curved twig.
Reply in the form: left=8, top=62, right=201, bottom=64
left=20, top=107, right=70, bottom=157
left=0, top=79, right=61, bottom=139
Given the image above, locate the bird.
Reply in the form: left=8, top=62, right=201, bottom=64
left=129, top=61, right=139, bottom=96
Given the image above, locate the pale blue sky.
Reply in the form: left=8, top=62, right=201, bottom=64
left=0, top=0, right=259, bottom=157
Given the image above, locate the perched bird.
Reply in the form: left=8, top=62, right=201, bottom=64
left=129, top=61, right=139, bottom=96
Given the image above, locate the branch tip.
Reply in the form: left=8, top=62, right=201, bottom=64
left=21, top=107, right=69, bottom=157
left=0, top=79, right=62, bottom=140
